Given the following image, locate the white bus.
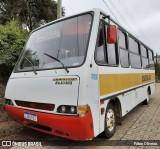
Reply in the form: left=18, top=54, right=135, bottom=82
left=5, top=8, right=155, bottom=140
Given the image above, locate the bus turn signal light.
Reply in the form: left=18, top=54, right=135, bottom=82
left=77, top=105, right=88, bottom=117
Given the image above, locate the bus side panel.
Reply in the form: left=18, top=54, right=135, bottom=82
left=88, top=62, right=100, bottom=137
left=98, top=65, right=155, bottom=133
left=77, top=65, right=100, bottom=137
left=99, top=82, right=153, bottom=130
left=135, top=86, right=148, bottom=105
left=120, top=83, right=155, bottom=117
left=99, top=99, right=109, bottom=133
left=150, top=82, right=156, bottom=95
left=120, top=86, right=147, bottom=117
left=119, top=91, right=135, bottom=116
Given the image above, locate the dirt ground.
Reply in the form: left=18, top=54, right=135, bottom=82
left=0, top=84, right=5, bottom=98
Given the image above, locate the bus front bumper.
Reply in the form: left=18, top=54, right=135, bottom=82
left=5, top=105, right=94, bottom=140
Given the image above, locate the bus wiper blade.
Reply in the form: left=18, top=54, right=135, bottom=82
left=25, top=58, right=38, bottom=75
left=44, top=53, right=69, bottom=73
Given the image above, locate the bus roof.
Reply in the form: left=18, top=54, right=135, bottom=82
left=31, top=8, right=154, bottom=53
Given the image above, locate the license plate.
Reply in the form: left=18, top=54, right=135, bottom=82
left=24, top=112, right=37, bottom=122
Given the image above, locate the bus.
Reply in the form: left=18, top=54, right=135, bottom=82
left=5, top=8, right=155, bottom=140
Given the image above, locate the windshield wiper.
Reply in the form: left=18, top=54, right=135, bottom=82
left=25, top=58, right=37, bottom=75
left=44, top=53, right=69, bottom=73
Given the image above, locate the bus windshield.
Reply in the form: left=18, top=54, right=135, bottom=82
left=16, top=14, right=92, bottom=72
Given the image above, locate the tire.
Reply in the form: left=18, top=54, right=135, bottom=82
left=102, top=103, right=116, bottom=139
left=142, top=89, right=150, bottom=105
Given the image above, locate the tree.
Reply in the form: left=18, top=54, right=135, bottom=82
left=155, top=62, right=160, bottom=78
left=19, top=0, right=58, bottom=31
left=0, top=0, right=63, bottom=31
left=0, top=21, right=28, bottom=76
left=0, top=0, right=20, bottom=24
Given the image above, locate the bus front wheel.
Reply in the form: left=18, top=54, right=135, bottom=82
left=102, top=103, right=116, bottom=139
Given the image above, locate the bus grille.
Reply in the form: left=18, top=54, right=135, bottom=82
left=27, top=123, right=52, bottom=132
left=15, top=100, right=55, bottom=111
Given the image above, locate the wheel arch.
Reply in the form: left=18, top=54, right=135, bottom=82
left=108, top=97, right=122, bottom=124
left=148, top=86, right=151, bottom=95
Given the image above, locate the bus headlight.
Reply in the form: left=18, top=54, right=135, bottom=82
left=77, top=105, right=88, bottom=117
left=57, top=105, right=77, bottom=114
left=70, top=106, right=76, bottom=114
left=61, top=105, right=66, bottom=113
left=5, top=99, right=14, bottom=106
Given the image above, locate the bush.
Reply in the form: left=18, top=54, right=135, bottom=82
left=155, top=63, right=160, bottom=78
left=0, top=21, right=29, bottom=77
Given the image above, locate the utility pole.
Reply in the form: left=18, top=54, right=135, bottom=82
left=57, top=0, right=62, bottom=19
left=156, top=53, right=158, bottom=64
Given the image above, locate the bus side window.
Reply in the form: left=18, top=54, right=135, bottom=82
left=105, top=25, right=118, bottom=66
left=95, top=24, right=106, bottom=64
left=141, top=45, right=149, bottom=69
left=129, top=36, right=141, bottom=69
left=148, top=50, right=154, bottom=70
left=118, top=29, right=129, bottom=68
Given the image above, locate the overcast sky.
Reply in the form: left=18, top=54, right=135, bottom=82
left=62, top=0, right=160, bottom=55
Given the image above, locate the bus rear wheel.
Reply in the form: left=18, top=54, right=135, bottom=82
left=142, top=88, right=150, bottom=105
left=102, top=103, right=116, bottom=139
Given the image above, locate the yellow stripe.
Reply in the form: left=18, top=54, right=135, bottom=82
left=99, top=73, right=155, bottom=96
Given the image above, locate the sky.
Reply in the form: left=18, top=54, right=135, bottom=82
left=62, top=0, right=160, bottom=55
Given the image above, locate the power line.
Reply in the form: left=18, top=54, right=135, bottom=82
left=107, top=0, right=134, bottom=32
left=102, top=0, right=153, bottom=49
left=103, top=0, right=139, bottom=37
left=119, top=0, right=153, bottom=47
left=102, top=0, right=118, bottom=22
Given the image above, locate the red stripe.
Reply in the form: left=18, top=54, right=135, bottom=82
left=5, top=105, right=94, bottom=140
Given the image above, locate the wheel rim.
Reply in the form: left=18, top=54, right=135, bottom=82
left=106, top=109, right=115, bottom=131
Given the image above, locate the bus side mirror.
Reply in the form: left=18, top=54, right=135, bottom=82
left=107, top=25, right=117, bottom=44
